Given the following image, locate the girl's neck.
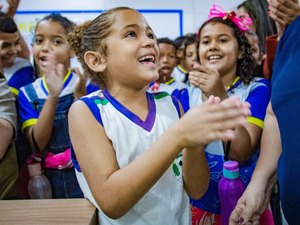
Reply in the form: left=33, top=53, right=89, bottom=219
left=157, top=74, right=172, bottom=83
left=222, top=72, right=237, bottom=89
left=106, top=85, right=149, bottom=120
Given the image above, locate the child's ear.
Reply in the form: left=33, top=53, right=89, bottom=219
left=84, top=51, right=107, bottom=72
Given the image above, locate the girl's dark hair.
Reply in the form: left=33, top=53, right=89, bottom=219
left=35, top=13, right=75, bottom=34
left=68, top=7, right=134, bottom=87
left=198, top=17, right=256, bottom=84
left=0, top=12, right=18, bottom=33
left=157, top=37, right=177, bottom=49
left=32, top=13, right=75, bottom=77
left=237, top=0, right=276, bottom=53
left=181, top=34, right=197, bottom=56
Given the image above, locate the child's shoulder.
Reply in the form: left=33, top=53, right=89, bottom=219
left=4, top=57, right=33, bottom=72
left=79, top=90, right=106, bottom=106
left=248, top=77, right=271, bottom=89
left=19, top=77, right=44, bottom=98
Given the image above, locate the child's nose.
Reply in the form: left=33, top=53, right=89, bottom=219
left=141, top=36, right=155, bottom=47
left=209, top=40, right=219, bottom=51
left=41, top=40, right=51, bottom=52
left=9, top=45, right=19, bottom=54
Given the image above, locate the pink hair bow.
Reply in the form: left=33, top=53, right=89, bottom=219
left=208, top=4, right=252, bottom=31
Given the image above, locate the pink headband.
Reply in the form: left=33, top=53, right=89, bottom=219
left=208, top=4, right=252, bottom=31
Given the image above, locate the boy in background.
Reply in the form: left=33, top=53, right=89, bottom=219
left=0, top=40, right=18, bottom=200
left=172, top=34, right=196, bottom=83
left=0, top=12, right=35, bottom=96
left=148, top=37, right=186, bottom=100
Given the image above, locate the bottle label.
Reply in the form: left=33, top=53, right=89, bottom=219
left=223, top=168, right=239, bottom=179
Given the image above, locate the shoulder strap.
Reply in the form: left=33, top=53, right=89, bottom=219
left=80, top=96, right=103, bottom=126
left=24, top=83, right=38, bottom=101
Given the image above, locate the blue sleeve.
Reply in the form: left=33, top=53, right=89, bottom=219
left=179, top=88, right=190, bottom=112
left=18, top=89, right=39, bottom=131
left=7, top=66, right=35, bottom=90
left=246, top=84, right=271, bottom=120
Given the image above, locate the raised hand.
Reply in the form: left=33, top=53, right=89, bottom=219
left=5, top=0, right=20, bottom=18
left=189, top=62, right=227, bottom=100
left=43, top=54, right=65, bottom=98
left=72, top=67, right=87, bottom=99
left=175, top=96, right=250, bottom=148
left=268, top=0, right=300, bottom=27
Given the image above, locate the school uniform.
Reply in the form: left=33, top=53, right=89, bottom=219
left=189, top=77, right=271, bottom=224
left=72, top=90, right=191, bottom=225
left=18, top=70, right=83, bottom=198
left=3, top=57, right=35, bottom=96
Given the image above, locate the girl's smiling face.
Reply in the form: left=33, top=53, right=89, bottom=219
left=33, top=20, right=73, bottom=74
left=103, top=9, right=159, bottom=90
left=198, top=22, right=241, bottom=78
left=0, top=31, right=21, bottom=68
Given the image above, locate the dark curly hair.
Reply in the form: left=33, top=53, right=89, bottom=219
left=198, top=17, right=256, bottom=84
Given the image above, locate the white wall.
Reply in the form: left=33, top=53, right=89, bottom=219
left=15, top=0, right=244, bottom=52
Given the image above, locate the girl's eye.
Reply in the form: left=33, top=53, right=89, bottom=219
left=34, top=39, right=43, bottom=44
left=219, top=39, right=228, bottom=43
left=125, top=31, right=137, bottom=38
left=54, top=39, right=63, bottom=45
left=201, top=40, right=209, bottom=45
left=148, top=33, right=154, bottom=39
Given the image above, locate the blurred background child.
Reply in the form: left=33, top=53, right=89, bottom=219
left=17, top=13, right=83, bottom=198
left=148, top=37, right=186, bottom=100
left=0, top=40, right=18, bottom=200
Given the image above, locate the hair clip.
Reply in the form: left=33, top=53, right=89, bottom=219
left=208, top=4, right=252, bottom=31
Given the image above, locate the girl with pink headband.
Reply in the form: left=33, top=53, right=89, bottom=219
left=187, top=4, right=274, bottom=225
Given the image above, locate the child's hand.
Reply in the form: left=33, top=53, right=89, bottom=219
left=1, top=0, right=19, bottom=18
left=174, top=96, right=250, bottom=148
left=189, top=63, right=227, bottom=100
left=43, top=54, right=65, bottom=98
left=268, top=0, right=300, bottom=27
left=72, top=67, right=87, bottom=99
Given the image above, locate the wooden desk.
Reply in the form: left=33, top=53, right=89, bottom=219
left=0, top=198, right=97, bottom=225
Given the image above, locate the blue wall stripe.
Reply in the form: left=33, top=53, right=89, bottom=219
left=16, top=9, right=183, bottom=36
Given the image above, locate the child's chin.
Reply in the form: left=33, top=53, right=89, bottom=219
left=3, top=59, right=15, bottom=68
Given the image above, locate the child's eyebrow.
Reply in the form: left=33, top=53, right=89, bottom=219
left=34, top=34, right=66, bottom=40
left=123, top=24, right=139, bottom=30
left=123, top=24, right=153, bottom=32
left=200, top=33, right=231, bottom=39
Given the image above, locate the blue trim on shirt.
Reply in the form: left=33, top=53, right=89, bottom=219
left=18, top=88, right=39, bottom=125
left=103, top=89, right=156, bottom=132
left=7, top=66, right=35, bottom=90
left=171, top=95, right=181, bottom=119
left=80, top=96, right=103, bottom=126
